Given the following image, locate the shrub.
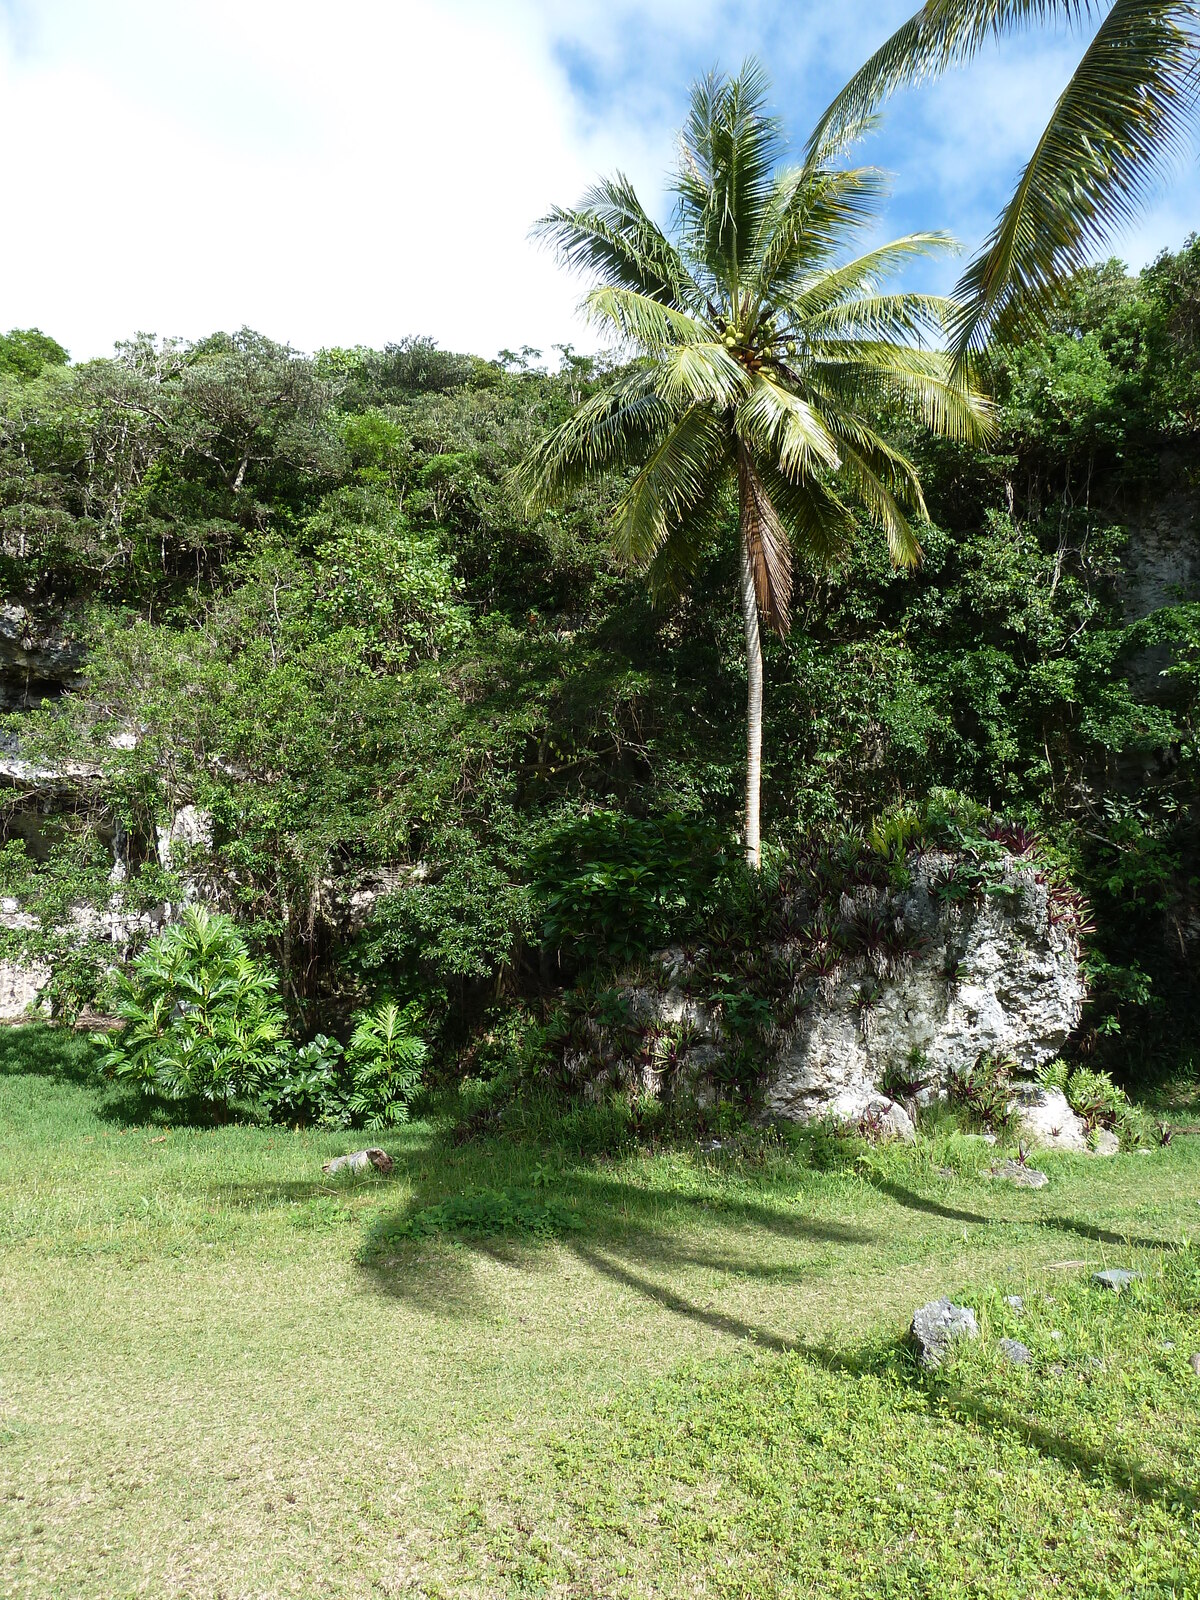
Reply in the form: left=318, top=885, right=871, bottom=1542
left=531, top=810, right=731, bottom=965
left=344, top=1001, right=428, bottom=1128
left=946, top=1051, right=1017, bottom=1132
left=257, top=1034, right=349, bottom=1127
left=1038, top=1058, right=1143, bottom=1142
left=95, top=906, right=289, bottom=1111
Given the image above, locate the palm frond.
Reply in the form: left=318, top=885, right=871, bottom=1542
left=653, top=341, right=754, bottom=409
left=642, top=474, right=734, bottom=602
left=676, top=60, right=782, bottom=300
left=584, top=286, right=714, bottom=352
left=757, top=460, right=858, bottom=569
left=785, top=234, right=959, bottom=323
left=951, top=0, right=1200, bottom=353
left=736, top=373, right=843, bottom=478
left=823, top=411, right=927, bottom=566
left=533, top=174, right=702, bottom=308
left=808, top=1, right=1101, bottom=161
left=808, top=342, right=996, bottom=441
left=512, top=367, right=671, bottom=512
left=750, top=165, right=891, bottom=308
left=612, top=405, right=731, bottom=568
left=802, top=291, right=958, bottom=342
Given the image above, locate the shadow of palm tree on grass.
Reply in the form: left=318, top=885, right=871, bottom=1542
left=347, top=1117, right=1197, bottom=1522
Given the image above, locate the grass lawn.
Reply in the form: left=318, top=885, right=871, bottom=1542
left=2, top=1024, right=1199, bottom=1599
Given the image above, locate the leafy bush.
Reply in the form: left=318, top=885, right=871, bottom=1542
left=879, top=1046, right=934, bottom=1102
left=531, top=810, right=731, bottom=965
left=1037, top=1058, right=1143, bottom=1142
left=257, top=1034, right=349, bottom=1127
left=95, top=906, right=289, bottom=1111
left=344, top=1001, right=428, bottom=1128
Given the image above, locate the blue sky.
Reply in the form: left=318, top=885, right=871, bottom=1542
left=1, top=0, right=1196, bottom=363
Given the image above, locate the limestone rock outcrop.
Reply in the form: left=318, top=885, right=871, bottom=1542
left=761, top=853, right=1084, bottom=1129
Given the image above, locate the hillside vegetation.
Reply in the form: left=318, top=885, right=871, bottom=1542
left=2, top=242, right=1200, bottom=1085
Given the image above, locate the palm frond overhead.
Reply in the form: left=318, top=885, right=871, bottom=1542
left=953, top=0, right=1200, bottom=351
left=810, top=0, right=1200, bottom=355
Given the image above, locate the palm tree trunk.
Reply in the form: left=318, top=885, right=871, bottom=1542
left=738, top=535, right=763, bottom=869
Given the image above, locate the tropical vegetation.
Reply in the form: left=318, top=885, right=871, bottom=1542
left=517, top=62, right=991, bottom=865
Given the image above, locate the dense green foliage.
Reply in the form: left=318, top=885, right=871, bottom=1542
left=96, top=906, right=290, bottom=1109
left=3, top=238, right=1200, bottom=1082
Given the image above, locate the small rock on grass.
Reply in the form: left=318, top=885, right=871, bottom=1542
left=1090, top=1128, right=1121, bottom=1157
left=1092, top=1268, right=1142, bottom=1292
left=910, top=1298, right=978, bottom=1371
left=322, top=1148, right=394, bottom=1177
left=1189, top=1353, right=1200, bottom=1377
left=988, top=1159, right=1049, bottom=1189
left=1004, top=1295, right=1025, bottom=1312
left=999, top=1338, right=1032, bottom=1366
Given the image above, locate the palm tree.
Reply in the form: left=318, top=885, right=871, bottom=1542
left=516, top=61, right=991, bottom=867
left=811, top=2, right=1200, bottom=357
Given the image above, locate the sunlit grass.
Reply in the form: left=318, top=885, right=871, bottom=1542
left=2, top=1025, right=1198, bottom=1598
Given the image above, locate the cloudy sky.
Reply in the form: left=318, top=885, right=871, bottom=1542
left=1, top=0, right=1196, bottom=364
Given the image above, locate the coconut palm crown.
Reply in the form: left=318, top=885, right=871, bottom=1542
left=516, top=60, right=992, bottom=866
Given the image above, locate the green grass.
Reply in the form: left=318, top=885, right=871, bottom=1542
left=1, top=1026, right=1199, bottom=1598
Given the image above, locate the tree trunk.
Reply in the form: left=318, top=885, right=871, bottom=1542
left=738, top=535, right=764, bottom=869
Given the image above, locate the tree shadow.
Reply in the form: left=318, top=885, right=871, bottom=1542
left=0, top=1022, right=96, bottom=1084
left=864, top=1174, right=1179, bottom=1253
left=342, top=1117, right=1200, bottom=1519
left=352, top=1121, right=879, bottom=1323
left=567, top=1241, right=1197, bottom=1518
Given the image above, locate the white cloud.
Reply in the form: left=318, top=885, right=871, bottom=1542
left=0, top=0, right=671, bottom=361
left=1, top=0, right=1197, bottom=363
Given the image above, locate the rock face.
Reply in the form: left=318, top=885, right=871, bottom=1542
left=1118, top=455, right=1200, bottom=700
left=0, top=952, right=51, bottom=1019
left=0, top=604, right=85, bottom=711
left=763, top=853, right=1085, bottom=1130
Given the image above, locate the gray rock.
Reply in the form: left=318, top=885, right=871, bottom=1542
left=998, top=1338, right=1032, bottom=1366
left=0, top=603, right=85, bottom=709
left=988, top=1160, right=1049, bottom=1189
left=1007, top=1084, right=1088, bottom=1153
left=1189, top=1353, right=1200, bottom=1377
left=0, top=953, right=51, bottom=1020
left=322, top=1148, right=394, bottom=1177
left=1049, top=1362, right=1066, bottom=1377
left=1092, top=1268, right=1142, bottom=1292
left=910, top=1298, right=979, bottom=1371
left=763, top=852, right=1085, bottom=1129
left=1090, top=1128, right=1121, bottom=1157
left=1004, top=1295, right=1025, bottom=1312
